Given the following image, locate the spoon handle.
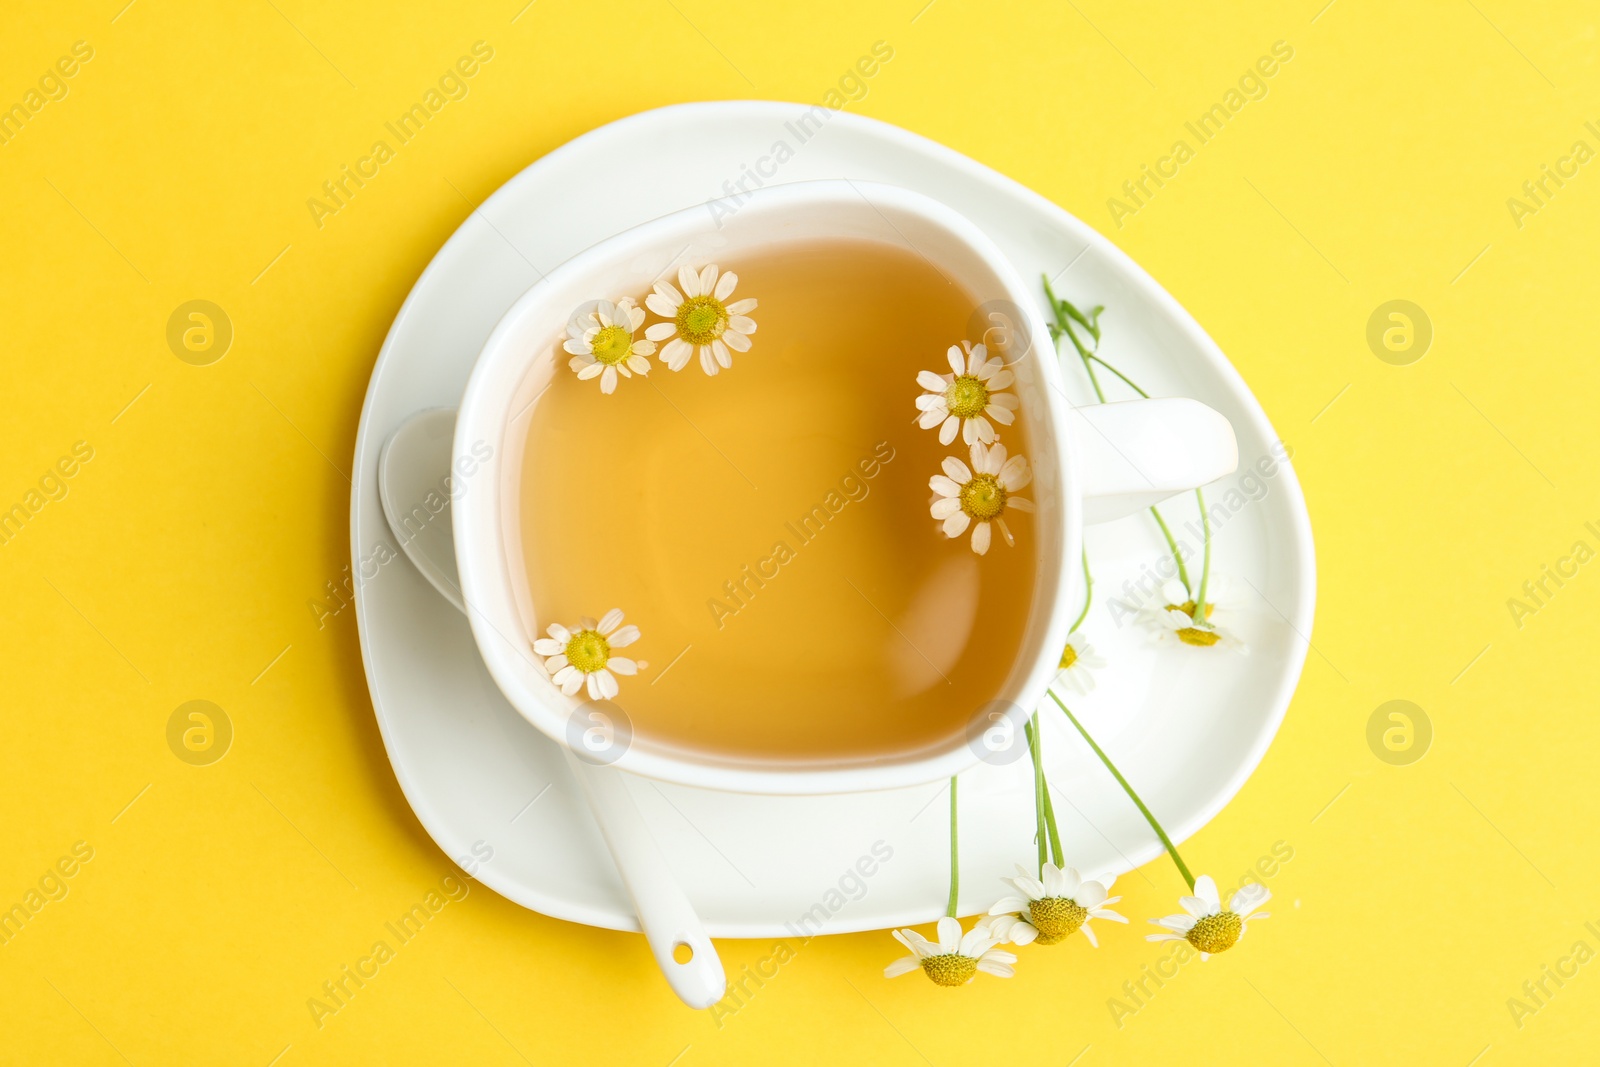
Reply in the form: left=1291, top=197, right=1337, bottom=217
left=563, top=750, right=726, bottom=1009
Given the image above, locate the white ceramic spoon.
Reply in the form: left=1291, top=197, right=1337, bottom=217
left=376, top=408, right=726, bottom=1009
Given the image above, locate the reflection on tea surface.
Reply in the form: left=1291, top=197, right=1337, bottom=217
left=520, top=238, right=1037, bottom=762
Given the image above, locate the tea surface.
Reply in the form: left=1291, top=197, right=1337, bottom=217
left=518, top=238, right=1037, bottom=762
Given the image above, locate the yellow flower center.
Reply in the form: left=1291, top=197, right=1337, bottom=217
left=676, top=295, right=728, bottom=346
left=1185, top=911, right=1242, bottom=954
left=1058, top=644, right=1078, bottom=670
left=564, top=629, right=610, bottom=673
left=920, top=953, right=978, bottom=986
left=1027, top=897, right=1088, bottom=945
left=960, top=472, right=1007, bottom=521
left=1166, top=601, right=1219, bottom=647
left=589, top=324, right=633, bottom=365
left=944, top=374, right=990, bottom=419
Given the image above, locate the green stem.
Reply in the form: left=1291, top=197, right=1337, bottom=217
left=1045, top=289, right=1192, bottom=598
left=1047, top=689, right=1195, bottom=891
left=1088, top=353, right=1149, bottom=398
left=1148, top=506, right=1191, bottom=596
left=947, top=776, right=960, bottom=918
left=1069, top=547, right=1093, bottom=633
left=1192, top=487, right=1212, bottom=625
left=1025, top=716, right=1047, bottom=877
left=1039, top=728, right=1063, bottom=869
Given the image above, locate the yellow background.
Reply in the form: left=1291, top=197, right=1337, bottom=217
left=2, top=0, right=1597, bottom=1063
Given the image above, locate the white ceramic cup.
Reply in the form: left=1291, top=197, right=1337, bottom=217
left=453, top=179, right=1237, bottom=796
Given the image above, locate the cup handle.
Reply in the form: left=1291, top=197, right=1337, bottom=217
left=1070, top=398, right=1238, bottom=524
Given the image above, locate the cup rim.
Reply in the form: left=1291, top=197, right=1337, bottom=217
left=453, top=178, right=1082, bottom=795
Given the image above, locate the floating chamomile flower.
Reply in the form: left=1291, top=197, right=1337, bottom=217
left=915, top=341, right=1019, bottom=445
left=1142, top=578, right=1244, bottom=651
left=1146, top=875, right=1270, bottom=959
left=644, top=264, right=758, bottom=376
left=929, top=441, right=1033, bottom=555
left=883, top=916, right=1017, bottom=986
left=532, top=609, right=642, bottom=701
left=1054, top=632, right=1107, bottom=695
left=983, top=863, right=1127, bottom=947
left=563, top=299, right=655, bottom=394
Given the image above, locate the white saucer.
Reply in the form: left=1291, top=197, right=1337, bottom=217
left=350, top=101, right=1315, bottom=938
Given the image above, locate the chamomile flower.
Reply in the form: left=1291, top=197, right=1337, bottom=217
left=1146, top=875, right=1270, bottom=959
left=915, top=341, right=1019, bottom=445
left=532, top=609, right=643, bottom=700
left=929, top=441, right=1033, bottom=555
left=1142, top=578, right=1244, bottom=651
left=644, top=264, right=758, bottom=375
left=883, top=916, right=1018, bottom=986
left=1054, top=632, right=1107, bottom=695
left=984, top=863, right=1128, bottom=947
left=563, top=299, right=655, bottom=394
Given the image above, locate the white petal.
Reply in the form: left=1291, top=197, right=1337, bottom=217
left=597, top=609, right=624, bottom=634
left=626, top=302, right=646, bottom=330
left=915, top=393, right=947, bottom=411
left=627, top=354, right=652, bottom=374
left=678, top=264, right=702, bottom=297
left=600, top=365, right=618, bottom=393
left=533, top=638, right=563, bottom=656
left=989, top=389, right=1020, bottom=408
left=723, top=329, right=751, bottom=352
left=987, top=369, right=1015, bottom=391
left=576, top=362, right=604, bottom=380
left=1146, top=931, right=1184, bottom=943
left=938, top=415, right=958, bottom=445
left=946, top=345, right=965, bottom=376
left=974, top=959, right=1014, bottom=978
left=699, top=348, right=718, bottom=375
left=917, top=370, right=947, bottom=392
left=662, top=338, right=692, bottom=370
left=883, top=956, right=921, bottom=978
left=971, top=522, right=991, bottom=555
left=929, top=475, right=960, bottom=497
left=646, top=293, right=680, bottom=319
left=986, top=404, right=1015, bottom=426
left=714, top=270, right=738, bottom=299
left=930, top=497, right=962, bottom=520
left=547, top=623, right=571, bottom=641
left=1193, top=875, right=1221, bottom=911
left=712, top=339, right=732, bottom=368
left=994, top=517, right=1015, bottom=548
left=918, top=408, right=947, bottom=430
left=942, top=456, right=972, bottom=483
left=935, top=916, right=962, bottom=952
left=727, top=315, right=757, bottom=335
left=609, top=657, right=637, bottom=676
left=644, top=321, right=676, bottom=341
left=563, top=338, right=592, bottom=356
left=976, top=441, right=1006, bottom=475
left=608, top=624, right=640, bottom=647
left=1000, top=455, right=1032, bottom=491
left=725, top=297, right=758, bottom=315
left=942, top=512, right=970, bottom=538
left=698, top=264, right=717, bottom=297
